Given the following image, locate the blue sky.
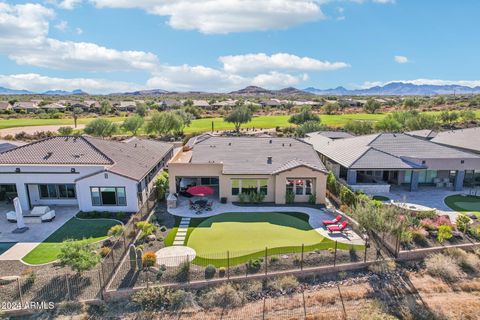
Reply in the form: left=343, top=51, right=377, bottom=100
left=0, top=0, right=479, bottom=93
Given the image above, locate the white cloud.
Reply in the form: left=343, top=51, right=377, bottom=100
left=0, top=2, right=159, bottom=72
left=47, top=0, right=83, bottom=10
left=0, top=2, right=349, bottom=92
left=91, top=0, right=325, bottom=34
left=0, top=3, right=54, bottom=47
left=54, top=20, right=68, bottom=31
left=0, top=73, right=142, bottom=94
left=394, top=55, right=409, bottom=64
left=219, top=53, right=349, bottom=74
left=75, top=27, right=83, bottom=34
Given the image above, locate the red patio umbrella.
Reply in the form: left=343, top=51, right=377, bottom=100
left=186, top=185, right=214, bottom=197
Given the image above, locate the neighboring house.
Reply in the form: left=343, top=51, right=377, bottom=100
left=70, top=100, right=100, bottom=111
left=260, top=100, right=283, bottom=108
left=13, top=102, right=38, bottom=113
left=211, top=100, right=237, bottom=109
left=0, top=139, right=26, bottom=153
left=168, top=135, right=328, bottom=205
left=40, top=103, right=67, bottom=112
left=114, top=101, right=137, bottom=112
left=306, top=131, right=354, bottom=140
left=293, top=100, right=324, bottom=108
left=0, top=136, right=174, bottom=213
left=159, top=100, right=182, bottom=109
left=305, top=133, right=480, bottom=194
left=430, top=127, right=480, bottom=155
left=0, top=101, right=12, bottom=112
left=192, top=100, right=211, bottom=109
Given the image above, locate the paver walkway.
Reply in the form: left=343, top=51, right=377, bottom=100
left=172, top=217, right=190, bottom=246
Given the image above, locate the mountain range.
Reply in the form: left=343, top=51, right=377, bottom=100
left=0, top=87, right=88, bottom=96
left=304, top=82, right=480, bottom=96
left=1, top=82, right=480, bottom=96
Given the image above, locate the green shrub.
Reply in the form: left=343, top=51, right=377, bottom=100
left=176, top=261, right=190, bottom=282
left=425, top=253, right=463, bottom=282
left=132, top=287, right=169, bottom=311
left=135, top=221, right=157, bottom=238
left=269, top=256, right=279, bottom=264
left=107, top=224, right=124, bottom=237
left=414, top=210, right=437, bottom=219
left=99, top=246, right=111, bottom=258
left=456, top=214, right=471, bottom=234
left=285, top=190, right=295, bottom=204
left=168, top=289, right=196, bottom=311
left=246, top=258, right=262, bottom=273
left=58, top=240, right=100, bottom=274
left=247, top=192, right=265, bottom=204
left=437, top=225, right=453, bottom=243
left=468, top=225, right=480, bottom=240
left=156, top=171, right=169, bottom=201
left=218, top=267, right=226, bottom=277
left=308, top=193, right=316, bottom=204
left=446, top=248, right=480, bottom=272
left=267, top=276, right=299, bottom=294
left=238, top=192, right=248, bottom=203
left=116, top=212, right=127, bottom=221
left=199, top=283, right=243, bottom=309
left=204, top=264, right=216, bottom=279
left=340, top=186, right=356, bottom=207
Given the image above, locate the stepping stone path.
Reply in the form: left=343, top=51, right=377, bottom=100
left=173, top=217, right=190, bottom=246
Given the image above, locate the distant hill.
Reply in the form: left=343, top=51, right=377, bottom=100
left=304, top=82, right=480, bottom=96
left=230, top=86, right=314, bottom=96
left=0, top=86, right=35, bottom=95
left=112, top=89, right=171, bottom=96
left=42, top=89, right=88, bottom=95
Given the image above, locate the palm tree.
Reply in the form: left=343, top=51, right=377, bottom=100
left=72, top=107, right=83, bottom=128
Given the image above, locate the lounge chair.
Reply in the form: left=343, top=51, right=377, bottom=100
left=327, top=221, right=348, bottom=233
left=323, top=215, right=341, bottom=226
left=41, top=210, right=55, bottom=222
left=205, top=202, right=213, bottom=211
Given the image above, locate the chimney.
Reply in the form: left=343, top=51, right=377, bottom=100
left=269, top=139, right=272, bottom=144
left=267, top=157, right=272, bottom=164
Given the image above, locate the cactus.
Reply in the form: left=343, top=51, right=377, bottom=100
left=129, top=245, right=137, bottom=270
left=136, top=248, right=143, bottom=270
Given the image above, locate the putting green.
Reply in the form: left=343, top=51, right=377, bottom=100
left=444, top=194, right=480, bottom=218
left=184, top=212, right=362, bottom=266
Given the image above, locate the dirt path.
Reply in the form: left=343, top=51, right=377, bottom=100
left=0, top=124, right=86, bottom=136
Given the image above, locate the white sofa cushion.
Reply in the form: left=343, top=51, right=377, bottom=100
left=31, top=206, right=50, bottom=217
left=41, top=210, right=56, bottom=222
left=6, top=211, right=17, bottom=222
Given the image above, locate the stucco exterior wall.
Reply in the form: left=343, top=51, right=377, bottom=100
left=275, top=166, right=327, bottom=205
left=0, top=164, right=104, bottom=211
left=76, top=171, right=139, bottom=212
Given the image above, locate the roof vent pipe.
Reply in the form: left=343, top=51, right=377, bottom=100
left=267, top=157, right=272, bottom=164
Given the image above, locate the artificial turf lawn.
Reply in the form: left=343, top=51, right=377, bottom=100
left=444, top=194, right=480, bottom=218
left=22, top=217, right=120, bottom=265
left=372, top=195, right=390, bottom=202
left=168, top=212, right=363, bottom=267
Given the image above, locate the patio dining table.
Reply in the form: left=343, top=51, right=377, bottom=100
left=194, top=199, right=208, bottom=208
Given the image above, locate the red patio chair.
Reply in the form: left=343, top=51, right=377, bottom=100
left=327, top=221, right=348, bottom=233
left=323, top=215, right=342, bottom=226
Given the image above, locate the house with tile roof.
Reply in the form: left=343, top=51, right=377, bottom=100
left=168, top=135, right=328, bottom=204
left=305, top=132, right=480, bottom=194
left=0, top=136, right=174, bottom=212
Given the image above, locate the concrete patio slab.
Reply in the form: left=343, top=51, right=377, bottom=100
left=156, top=246, right=196, bottom=267
left=0, top=205, right=79, bottom=261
